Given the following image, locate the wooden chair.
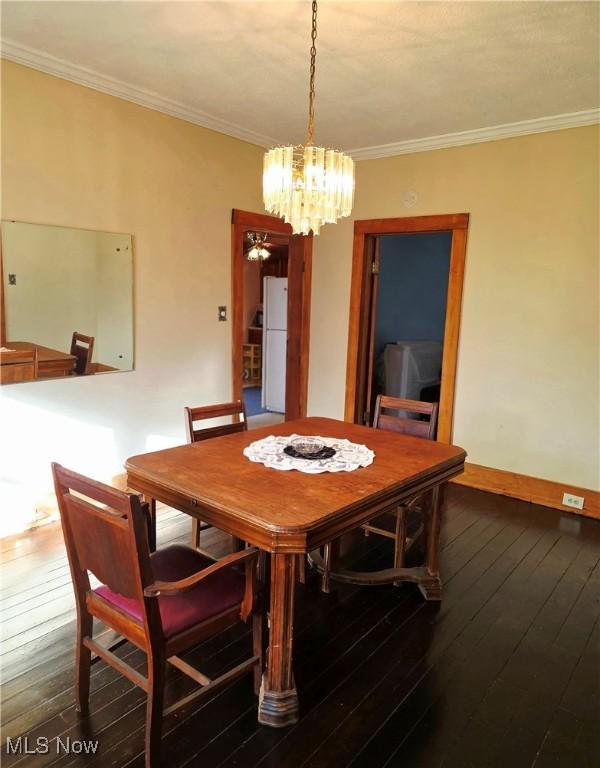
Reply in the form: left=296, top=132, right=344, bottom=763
left=52, top=463, right=262, bottom=768
left=0, top=348, right=38, bottom=383
left=185, top=400, right=247, bottom=444
left=184, top=401, right=247, bottom=549
left=318, top=395, right=439, bottom=593
left=372, top=395, right=438, bottom=441
left=70, top=332, right=95, bottom=375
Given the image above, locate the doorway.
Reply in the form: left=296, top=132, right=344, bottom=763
left=231, top=210, right=313, bottom=422
left=345, top=214, right=469, bottom=443
left=242, top=233, right=289, bottom=420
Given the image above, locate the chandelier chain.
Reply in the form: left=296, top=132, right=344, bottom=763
left=306, top=0, right=318, bottom=145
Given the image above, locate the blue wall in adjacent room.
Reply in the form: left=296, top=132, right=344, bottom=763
left=374, top=232, right=452, bottom=359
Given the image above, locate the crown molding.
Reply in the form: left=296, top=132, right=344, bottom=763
left=0, top=39, right=278, bottom=148
left=3, top=39, right=598, bottom=160
left=348, top=109, right=600, bottom=160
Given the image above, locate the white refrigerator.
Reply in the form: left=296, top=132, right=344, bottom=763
left=262, top=276, right=288, bottom=413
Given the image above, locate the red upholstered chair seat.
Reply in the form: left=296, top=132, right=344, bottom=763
left=95, top=544, right=246, bottom=638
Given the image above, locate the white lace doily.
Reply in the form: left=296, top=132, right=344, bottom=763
left=243, top=434, right=375, bottom=474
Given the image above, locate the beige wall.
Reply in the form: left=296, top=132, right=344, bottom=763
left=2, top=60, right=598, bottom=536
left=309, top=126, right=600, bottom=491
left=1, top=61, right=264, bottom=533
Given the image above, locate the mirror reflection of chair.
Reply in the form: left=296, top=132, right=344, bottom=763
left=0, top=347, right=38, bottom=384
left=184, top=401, right=247, bottom=549
left=52, top=463, right=263, bottom=768
left=70, top=332, right=95, bottom=375
left=318, top=395, right=439, bottom=593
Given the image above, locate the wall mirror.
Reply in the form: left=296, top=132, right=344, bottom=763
left=1, top=221, right=133, bottom=384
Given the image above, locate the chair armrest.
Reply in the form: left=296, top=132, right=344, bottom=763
left=144, top=546, right=260, bottom=597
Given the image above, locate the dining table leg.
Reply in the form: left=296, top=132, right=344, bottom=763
left=258, top=552, right=299, bottom=727
left=418, top=484, right=443, bottom=601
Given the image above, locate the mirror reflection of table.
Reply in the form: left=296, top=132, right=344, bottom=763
left=6, top=341, right=76, bottom=379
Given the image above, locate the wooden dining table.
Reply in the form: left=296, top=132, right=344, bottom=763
left=125, top=416, right=466, bottom=728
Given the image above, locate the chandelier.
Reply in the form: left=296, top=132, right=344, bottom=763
left=246, top=232, right=271, bottom=261
left=263, top=1, right=355, bottom=236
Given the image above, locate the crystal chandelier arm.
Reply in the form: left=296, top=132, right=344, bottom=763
left=306, top=0, right=318, bottom=146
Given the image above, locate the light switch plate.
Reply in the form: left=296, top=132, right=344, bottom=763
left=218, top=305, right=227, bottom=321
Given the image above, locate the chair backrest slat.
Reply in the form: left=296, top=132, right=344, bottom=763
left=373, top=395, right=438, bottom=441
left=52, top=463, right=152, bottom=606
left=64, top=494, right=141, bottom=598
left=55, top=464, right=131, bottom=511
left=185, top=401, right=247, bottom=444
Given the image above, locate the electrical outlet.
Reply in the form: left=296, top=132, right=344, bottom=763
left=562, top=492, right=584, bottom=510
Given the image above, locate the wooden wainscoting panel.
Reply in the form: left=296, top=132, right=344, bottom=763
left=452, top=462, right=599, bottom=519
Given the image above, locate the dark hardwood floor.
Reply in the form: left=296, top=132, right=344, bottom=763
left=1, top=486, right=599, bottom=768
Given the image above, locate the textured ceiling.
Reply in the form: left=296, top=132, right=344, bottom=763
left=1, top=1, right=598, bottom=150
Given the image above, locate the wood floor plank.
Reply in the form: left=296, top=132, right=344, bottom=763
left=308, top=515, right=551, bottom=768
left=434, top=546, right=599, bottom=768
left=212, top=502, right=516, bottom=768
left=45, top=540, right=398, bottom=768
left=1, top=488, right=598, bottom=768
left=349, top=531, right=584, bottom=768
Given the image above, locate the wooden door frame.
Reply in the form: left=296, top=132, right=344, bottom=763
left=231, top=209, right=313, bottom=420
left=344, top=213, right=469, bottom=443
